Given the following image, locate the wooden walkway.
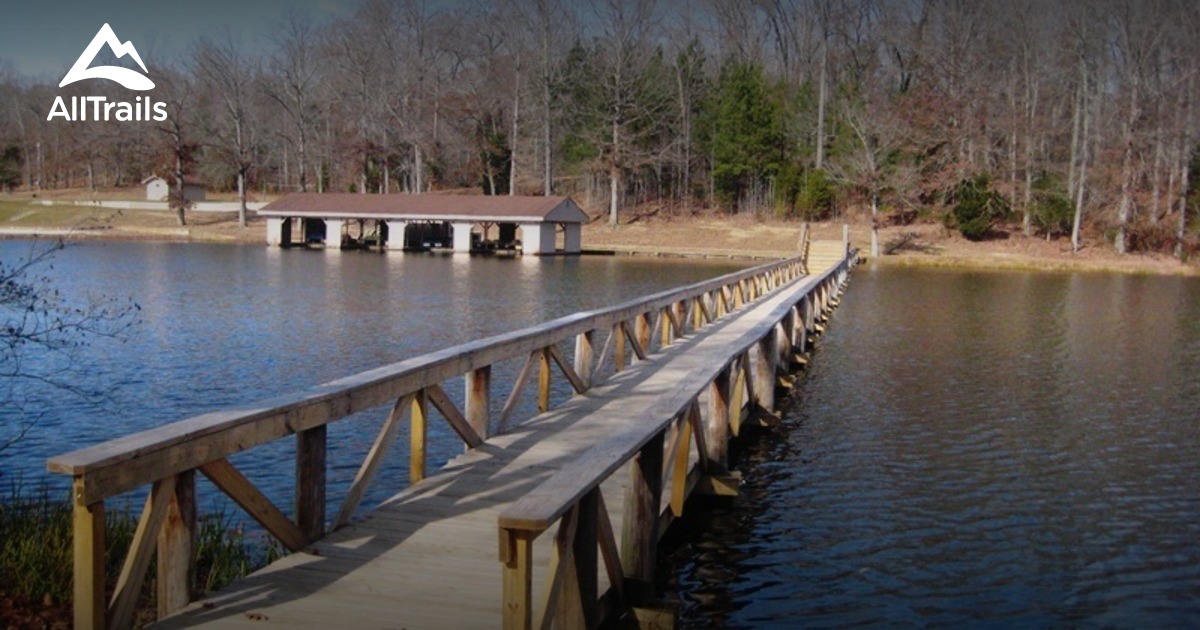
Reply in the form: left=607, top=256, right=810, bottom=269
left=49, top=244, right=854, bottom=630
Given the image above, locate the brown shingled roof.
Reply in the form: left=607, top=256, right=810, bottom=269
left=258, top=193, right=589, bottom=222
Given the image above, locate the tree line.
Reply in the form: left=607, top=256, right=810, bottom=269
left=0, top=0, right=1196, bottom=257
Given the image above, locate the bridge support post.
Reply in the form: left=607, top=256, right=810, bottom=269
left=705, top=367, right=731, bottom=470
left=555, top=490, right=599, bottom=628
left=752, top=333, right=778, bottom=416
left=621, top=431, right=664, bottom=604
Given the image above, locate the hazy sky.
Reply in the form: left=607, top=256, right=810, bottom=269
left=0, top=0, right=356, bottom=81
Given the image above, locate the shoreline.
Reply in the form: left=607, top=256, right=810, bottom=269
left=1, top=202, right=1195, bottom=277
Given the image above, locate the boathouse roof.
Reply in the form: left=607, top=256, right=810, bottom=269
left=258, top=193, right=590, bottom=223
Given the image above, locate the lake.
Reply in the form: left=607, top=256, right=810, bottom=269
left=3, top=242, right=1197, bottom=627
left=662, top=265, right=1200, bottom=627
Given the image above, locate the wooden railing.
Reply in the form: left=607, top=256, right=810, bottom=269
left=496, top=252, right=856, bottom=629
left=47, top=254, right=817, bottom=629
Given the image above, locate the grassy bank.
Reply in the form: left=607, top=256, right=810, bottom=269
left=3, top=194, right=1196, bottom=277
left=0, top=483, right=278, bottom=627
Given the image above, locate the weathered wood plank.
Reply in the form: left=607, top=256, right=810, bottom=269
left=427, top=382, right=484, bottom=448
left=157, top=470, right=196, bottom=618
left=296, top=426, right=326, bottom=542
left=332, top=394, right=413, bottom=530
left=411, top=390, right=428, bottom=484
left=500, top=351, right=539, bottom=430
left=200, top=458, right=308, bottom=552
left=110, top=476, right=175, bottom=630
left=73, top=491, right=105, bottom=630
left=547, top=344, right=588, bottom=395
left=502, top=530, right=534, bottom=630
left=466, top=366, right=492, bottom=441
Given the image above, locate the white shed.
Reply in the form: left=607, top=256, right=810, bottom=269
left=142, top=176, right=207, bottom=202
left=143, top=176, right=169, bottom=201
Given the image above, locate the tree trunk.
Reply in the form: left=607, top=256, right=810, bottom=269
left=415, top=144, right=423, bottom=194
left=1068, top=81, right=1081, bottom=199
left=1023, top=76, right=1038, bottom=236
left=237, top=171, right=247, bottom=228
left=1115, top=70, right=1139, bottom=254
left=1176, top=76, right=1194, bottom=260
left=609, top=170, right=620, bottom=228
left=542, top=18, right=553, bottom=196
left=870, top=193, right=880, bottom=258
left=1071, top=57, right=1089, bottom=253
left=510, top=53, right=520, bottom=197
left=815, top=42, right=827, bottom=170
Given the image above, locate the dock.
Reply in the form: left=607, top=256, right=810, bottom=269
left=48, top=242, right=855, bottom=629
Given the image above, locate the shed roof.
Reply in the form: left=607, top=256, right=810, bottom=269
left=257, top=193, right=590, bottom=223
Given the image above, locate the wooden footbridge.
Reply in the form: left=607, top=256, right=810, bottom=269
left=48, top=240, right=856, bottom=629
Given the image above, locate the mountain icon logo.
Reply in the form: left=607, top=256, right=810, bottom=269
left=59, top=23, right=155, bottom=91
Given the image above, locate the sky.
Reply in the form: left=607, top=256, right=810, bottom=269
left=0, top=0, right=357, bottom=82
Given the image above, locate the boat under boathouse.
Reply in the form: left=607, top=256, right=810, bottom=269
left=259, top=193, right=590, bottom=255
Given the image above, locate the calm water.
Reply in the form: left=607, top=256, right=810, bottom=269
left=0, top=240, right=745, bottom=514
left=663, top=266, right=1200, bottom=628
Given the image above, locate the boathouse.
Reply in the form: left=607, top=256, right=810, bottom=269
left=259, top=193, right=589, bottom=255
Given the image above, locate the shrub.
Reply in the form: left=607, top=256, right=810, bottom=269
left=0, top=484, right=279, bottom=617
left=1031, top=192, right=1074, bottom=237
left=951, top=174, right=1010, bottom=241
left=795, top=169, right=836, bottom=221
left=1029, top=175, right=1074, bottom=237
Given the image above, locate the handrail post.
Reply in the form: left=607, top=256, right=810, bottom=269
left=73, top=485, right=106, bottom=630
left=501, top=528, right=535, bottom=630
left=410, top=390, right=428, bottom=484
left=466, top=366, right=491, bottom=441
left=574, top=330, right=594, bottom=390
left=621, top=430, right=664, bottom=605
left=296, top=425, right=326, bottom=542
left=157, top=469, right=196, bottom=618
left=635, top=312, right=652, bottom=354
left=537, top=349, right=552, bottom=412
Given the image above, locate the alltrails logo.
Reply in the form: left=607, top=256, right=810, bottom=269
left=47, top=23, right=167, bottom=122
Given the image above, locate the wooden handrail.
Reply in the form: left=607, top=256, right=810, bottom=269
left=48, top=256, right=801, bottom=504
left=47, top=250, right=827, bottom=629
left=498, top=256, right=851, bottom=534
left=496, top=252, right=857, bottom=629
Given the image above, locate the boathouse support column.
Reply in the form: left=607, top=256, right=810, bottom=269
left=386, top=221, right=408, bottom=251
left=562, top=223, right=581, bottom=254
left=324, top=219, right=344, bottom=250
left=521, top=222, right=556, bottom=255
left=266, top=217, right=290, bottom=247
left=452, top=222, right=474, bottom=253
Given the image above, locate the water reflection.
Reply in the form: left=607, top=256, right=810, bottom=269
left=663, top=266, right=1200, bottom=628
